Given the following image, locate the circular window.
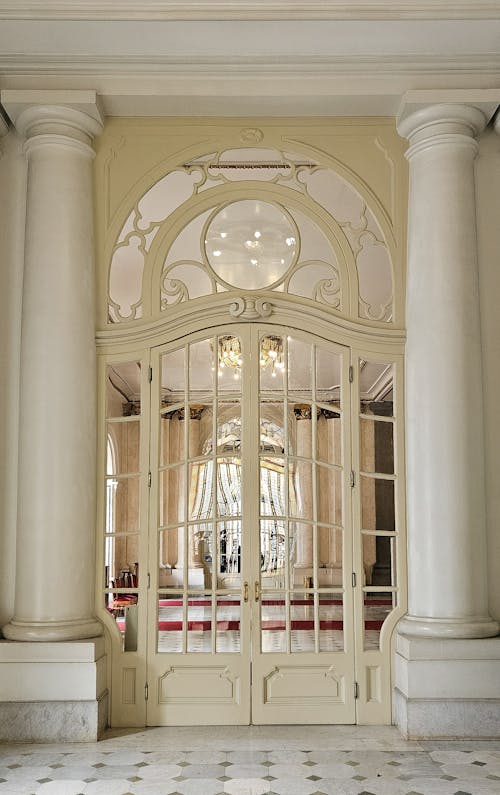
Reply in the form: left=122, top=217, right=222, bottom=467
left=204, top=200, right=298, bottom=289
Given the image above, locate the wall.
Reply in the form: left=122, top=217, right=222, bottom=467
left=476, top=124, right=500, bottom=623
left=0, top=130, right=26, bottom=631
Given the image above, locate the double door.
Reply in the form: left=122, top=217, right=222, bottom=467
left=146, top=324, right=356, bottom=725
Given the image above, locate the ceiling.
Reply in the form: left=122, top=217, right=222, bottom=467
left=0, top=1, right=499, bottom=118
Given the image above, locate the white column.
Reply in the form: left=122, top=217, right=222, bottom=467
left=2, top=100, right=103, bottom=642
left=294, top=406, right=313, bottom=571
left=398, top=101, right=498, bottom=639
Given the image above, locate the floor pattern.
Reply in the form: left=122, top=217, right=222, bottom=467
left=2, top=726, right=500, bottom=794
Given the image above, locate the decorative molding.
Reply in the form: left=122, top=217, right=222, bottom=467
left=229, top=296, right=273, bottom=320
left=239, top=127, right=264, bottom=143
left=1, top=1, right=500, bottom=21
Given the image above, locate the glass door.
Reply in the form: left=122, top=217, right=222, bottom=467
left=146, top=325, right=355, bottom=725
left=250, top=327, right=355, bottom=724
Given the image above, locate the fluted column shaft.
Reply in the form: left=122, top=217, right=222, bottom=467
left=398, top=103, right=498, bottom=639
left=3, top=104, right=103, bottom=642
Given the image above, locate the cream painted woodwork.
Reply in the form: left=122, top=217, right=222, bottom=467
left=95, top=118, right=406, bottom=727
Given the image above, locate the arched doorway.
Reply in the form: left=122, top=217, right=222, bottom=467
left=95, top=124, right=406, bottom=726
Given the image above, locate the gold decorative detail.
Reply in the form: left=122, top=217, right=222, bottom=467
left=239, top=127, right=264, bottom=143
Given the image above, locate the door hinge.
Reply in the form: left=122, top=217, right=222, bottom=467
left=354, top=681, right=359, bottom=700
left=145, top=682, right=149, bottom=701
left=349, top=365, right=354, bottom=383
left=148, top=471, right=152, bottom=488
left=352, top=572, right=356, bottom=588
left=147, top=572, right=151, bottom=589
left=350, top=470, right=355, bottom=488
left=148, top=366, right=153, bottom=383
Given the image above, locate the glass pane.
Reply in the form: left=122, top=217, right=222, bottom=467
left=291, top=591, right=315, bottom=653
left=317, top=464, right=342, bottom=527
left=160, top=408, right=183, bottom=467
left=105, top=554, right=139, bottom=589
left=159, top=466, right=185, bottom=527
left=363, top=534, right=396, bottom=587
left=158, top=528, right=182, bottom=587
left=217, top=520, right=241, bottom=581
left=360, top=418, right=394, bottom=474
left=292, top=460, right=313, bottom=521
left=106, top=477, right=140, bottom=534
left=288, top=337, right=312, bottom=399
left=260, top=333, right=286, bottom=391
left=217, top=335, right=242, bottom=394
left=187, top=595, right=212, bottom=652
left=261, top=593, right=286, bottom=653
left=319, top=593, right=344, bottom=652
left=260, top=519, right=286, bottom=581
left=158, top=595, right=183, bottom=653
left=188, top=524, right=209, bottom=588
left=261, top=457, right=286, bottom=517
left=106, top=362, right=141, bottom=418
left=216, top=594, right=241, bottom=653
left=106, top=421, right=140, bottom=475
left=260, top=401, right=285, bottom=454
left=361, top=476, right=395, bottom=533
left=293, top=404, right=313, bottom=459
left=161, top=348, right=185, bottom=404
left=318, top=525, right=343, bottom=586
left=189, top=338, right=215, bottom=395
left=106, top=592, right=138, bottom=652
left=316, top=411, right=341, bottom=466
left=316, top=347, right=342, bottom=407
left=217, top=402, right=242, bottom=454
left=359, top=361, right=394, bottom=417
left=189, top=460, right=214, bottom=523
left=292, top=522, right=313, bottom=585
left=217, top=458, right=241, bottom=518
left=364, top=591, right=396, bottom=650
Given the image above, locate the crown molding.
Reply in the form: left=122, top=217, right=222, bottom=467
left=0, top=1, right=499, bottom=20
left=1, top=53, right=499, bottom=76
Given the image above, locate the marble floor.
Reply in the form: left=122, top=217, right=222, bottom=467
left=2, top=725, right=500, bottom=795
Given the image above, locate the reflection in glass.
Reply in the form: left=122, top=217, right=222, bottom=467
left=319, top=593, right=344, bottom=652
left=161, top=348, right=185, bottom=403
left=105, top=592, right=139, bottom=652
left=361, top=476, right=395, bottom=534
left=159, top=466, right=185, bottom=527
left=158, top=595, right=183, bottom=653
left=261, top=594, right=287, bottom=653
left=288, top=338, right=312, bottom=397
left=106, top=362, right=141, bottom=418
left=106, top=421, right=140, bottom=475
left=291, top=591, right=315, bottom=653
left=360, top=418, right=394, bottom=474
left=189, top=338, right=214, bottom=394
left=316, top=348, right=342, bottom=405
left=105, top=477, right=140, bottom=534
left=363, top=533, right=396, bottom=587
left=316, top=411, right=342, bottom=466
left=216, top=594, right=241, bottom=653
left=363, top=591, right=396, bottom=650
left=187, top=596, right=212, bottom=652
left=359, top=360, right=394, bottom=416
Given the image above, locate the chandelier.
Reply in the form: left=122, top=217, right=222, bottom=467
left=217, top=335, right=285, bottom=379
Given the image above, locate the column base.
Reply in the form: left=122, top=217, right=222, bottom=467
left=398, top=613, right=499, bottom=639
left=0, top=638, right=107, bottom=742
left=3, top=617, right=103, bottom=642
left=394, top=631, right=500, bottom=738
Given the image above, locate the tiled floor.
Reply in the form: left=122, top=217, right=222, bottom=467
left=2, top=726, right=500, bottom=795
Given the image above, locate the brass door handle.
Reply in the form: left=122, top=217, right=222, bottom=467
left=243, top=581, right=249, bottom=603
left=254, top=580, right=260, bottom=602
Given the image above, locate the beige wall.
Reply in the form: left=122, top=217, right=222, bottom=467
left=477, top=126, right=500, bottom=623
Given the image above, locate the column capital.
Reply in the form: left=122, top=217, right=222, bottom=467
left=397, top=90, right=500, bottom=147
left=0, top=89, right=103, bottom=147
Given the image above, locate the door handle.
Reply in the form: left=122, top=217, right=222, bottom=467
left=254, top=580, right=260, bottom=602
left=243, top=581, right=249, bottom=603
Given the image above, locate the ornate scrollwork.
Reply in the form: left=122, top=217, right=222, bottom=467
left=229, top=297, right=273, bottom=320
left=313, top=276, right=341, bottom=308
left=239, top=127, right=264, bottom=144
left=160, top=278, right=188, bottom=309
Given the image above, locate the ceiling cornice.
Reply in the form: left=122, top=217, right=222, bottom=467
left=1, top=53, right=499, bottom=76
left=0, top=0, right=500, bottom=21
